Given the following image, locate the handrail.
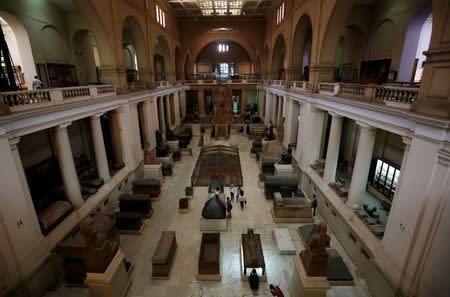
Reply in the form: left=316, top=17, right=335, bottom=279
left=1, top=85, right=116, bottom=114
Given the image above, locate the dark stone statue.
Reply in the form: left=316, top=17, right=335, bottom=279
left=281, top=145, right=293, bottom=164
left=80, top=216, right=119, bottom=273
left=201, top=196, right=226, bottom=219
left=299, top=221, right=330, bottom=276
left=155, top=130, right=169, bottom=157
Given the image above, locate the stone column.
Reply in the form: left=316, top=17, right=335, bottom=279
left=323, top=113, right=343, bottom=183
left=180, top=90, right=187, bottom=119
left=110, top=109, right=124, bottom=167
left=307, top=107, right=326, bottom=164
left=174, top=92, right=181, bottom=127
left=164, top=95, right=172, bottom=129
left=158, top=96, right=166, bottom=132
left=272, top=95, right=278, bottom=124
left=90, top=114, right=111, bottom=183
left=198, top=89, right=205, bottom=116
left=130, top=103, right=143, bottom=162
left=264, top=92, right=272, bottom=124
left=277, top=95, right=283, bottom=123
left=241, top=88, right=248, bottom=114
left=53, top=122, right=84, bottom=207
left=346, top=122, right=376, bottom=209
left=142, top=99, right=157, bottom=148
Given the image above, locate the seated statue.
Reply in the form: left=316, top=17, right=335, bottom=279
left=276, top=117, right=285, bottom=143
left=299, top=221, right=330, bottom=276
left=166, top=127, right=191, bottom=148
left=155, top=130, right=169, bottom=157
left=281, top=146, right=293, bottom=164
left=80, top=216, right=119, bottom=273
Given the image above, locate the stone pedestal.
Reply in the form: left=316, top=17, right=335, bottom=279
left=200, top=218, right=227, bottom=231
left=167, top=140, right=179, bottom=153
left=157, top=152, right=173, bottom=166
left=229, top=129, right=237, bottom=146
left=143, top=163, right=163, bottom=181
left=290, top=255, right=330, bottom=297
left=192, top=124, right=200, bottom=136
left=274, top=163, right=294, bottom=176
left=85, top=250, right=131, bottom=297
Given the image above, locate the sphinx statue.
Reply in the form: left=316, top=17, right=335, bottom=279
left=299, top=221, right=330, bottom=276
left=80, top=216, right=119, bottom=273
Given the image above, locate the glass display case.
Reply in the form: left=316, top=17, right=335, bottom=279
left=371, top=158, right=400, bottom=200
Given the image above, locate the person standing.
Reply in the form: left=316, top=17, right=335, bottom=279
left=239, top=189, right=246, bottom=210
left=32, top=76, right=42, bottom=89
left=312, top=194, right=318, bottom=216
left=249, top=268, right=259, bottom=291
left=229, top=184, right=235, bottom=201
left=236, top=186, right=242, bottom=203
left=226, top=197, right=233, bottom=218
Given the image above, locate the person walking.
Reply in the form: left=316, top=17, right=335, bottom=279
left=32, top=76, right=42, bottom=89
left=239, top=189, right=246, bottom=210
left=312, top=194, right=318, bottom=216
left=226, top=197, right=233, bottom=218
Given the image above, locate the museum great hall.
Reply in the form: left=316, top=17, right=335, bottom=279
left=0, top=0, right=448, bottom=297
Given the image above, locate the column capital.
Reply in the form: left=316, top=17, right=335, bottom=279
left=9, top=137, right=20, bottom=150
left=90, top=113, right=104, bottom=120
left=57, top=122, right=72, bottom=129
left=329, top=111, right=343, bottom=118
left=356, top=121, right=376, bottom=132
left=402, top=136, right=412, bottom=151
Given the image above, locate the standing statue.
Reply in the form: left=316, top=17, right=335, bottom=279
left=299, top=221, right=330, bottom=276
left=276, top=116, right=285, bottom=143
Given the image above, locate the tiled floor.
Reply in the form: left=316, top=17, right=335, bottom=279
left=44, top=135, right=372, bottom=297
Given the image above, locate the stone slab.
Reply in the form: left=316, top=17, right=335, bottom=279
left=273, top=228, right=296, bottom=255
left=271, top=209, right=314, bottom=223
left=200, top=218, right=227, bottom=231
left=239, top=245, right=267, bottom=282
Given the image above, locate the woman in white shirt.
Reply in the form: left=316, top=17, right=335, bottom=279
left=239, top=189, right=246, bottom=209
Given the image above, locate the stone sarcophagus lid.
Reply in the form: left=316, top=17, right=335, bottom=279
left=152, top=231, right=177, bottom=279
left=198, top=233, right=221, bottom=278
left=132, top=178, right=161, bottom=198
left=119, top=194, right=153, bottom=218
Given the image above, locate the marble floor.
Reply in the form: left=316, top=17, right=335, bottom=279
left=44, top=134, right=372, bottom=297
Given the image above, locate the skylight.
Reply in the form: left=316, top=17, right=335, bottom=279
left=198, top=0, right=243, bottom=16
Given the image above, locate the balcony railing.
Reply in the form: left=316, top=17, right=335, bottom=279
left=317, top=82, right=418, bottom=109
left=271, top=80, right=286, bottom=86
left=156, top=81, right=172, bottom=88
left=1, top=85, right=116, bottom=114
left=290, top=81, right=309, bottom=90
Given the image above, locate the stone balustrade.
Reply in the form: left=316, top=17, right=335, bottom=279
left=290, top=81, right=308, bottom=90
left=316, top=82, right=418, bottom=110
left=156, top=81, right=172, bottom=88
left=1, top=85, right=116, bottom=114
left=271, top=80, right=286, bottom=86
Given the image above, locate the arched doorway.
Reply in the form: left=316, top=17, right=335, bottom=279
left=122, top=16, right=148, bottom=85
left=154, top=36, right=172, bottom=82
left=291, top=14, right=313, bottom=81
left=398, top=6, right=432, bottom=83
left=271, top=34, right=286, bottom=80
left=0, top=11, right=36, bottom=90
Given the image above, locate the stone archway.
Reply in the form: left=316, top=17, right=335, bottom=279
left=122, top=16, right=149, bottom=85
left=271, top=34, right=287, bottom=80
left=154, top=35, right=173, bottom=81
left=291, top=14, right=313, bottom=81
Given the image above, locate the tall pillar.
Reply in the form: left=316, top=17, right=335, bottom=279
left=272, top=95, right=278, bottom=124
left=277, top=96, right=284, bottom=123
left=346, top=122, right=376, bottom=209
left=53, top=122, right=84, bottom=207
left=307, top=107, right=326, bottom=164
left=323, top=113, right=343, bottom=183
left=90, top=114, right=111, bottom=183
left=174, top=92, right=181, bottom=127
left=110, top=109, right=125, bottom=167
left=142, top=99, right=157, bottom=149
left=130, top=103, right=143, bottom=163
left=164, top=95, right=172, bottom=129
left=241, top=88, right=248, bottom=114
left=264, top=92, right=272, bottom=124
left=180, top=90, right=187, bottom=119
left=158, top=96, right=166, bottom=132
left=198, top=89, right=205, bottom=116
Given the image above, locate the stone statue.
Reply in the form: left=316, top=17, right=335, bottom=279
left=300, top=221, right=330, bottom=276
left=80, top=216, right=119, bottom=273
left=276, top=116, right=285, bottom=143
